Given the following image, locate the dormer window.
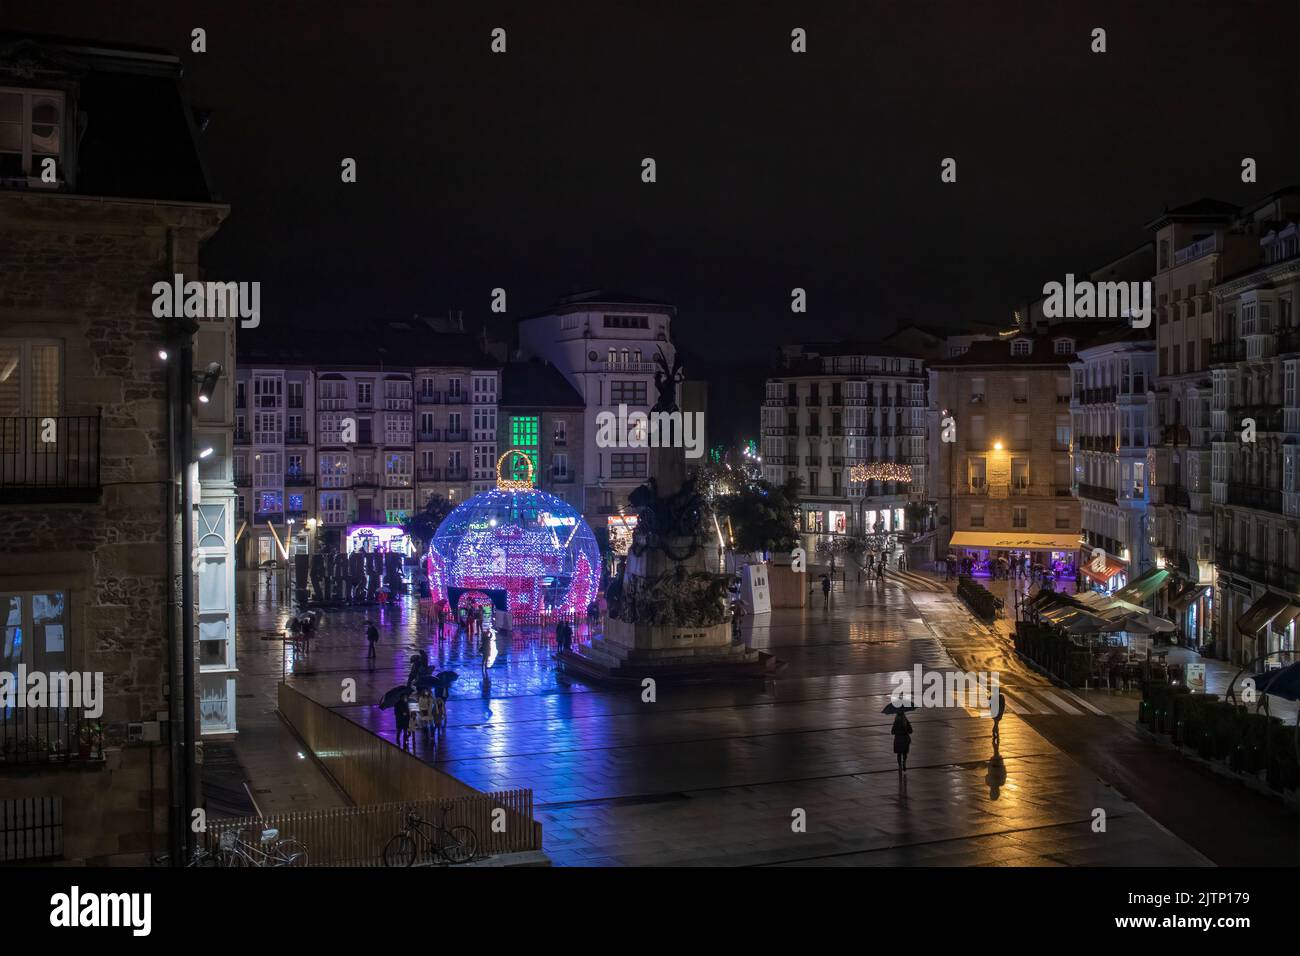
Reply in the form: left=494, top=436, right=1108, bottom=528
left=1011, top=338, right=1032, bottom=357
left=0, top=88, right=64, bottom=183
left=1054, top=338, right=1074, bottom=355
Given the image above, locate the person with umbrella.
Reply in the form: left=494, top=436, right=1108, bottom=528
left=883, top=700, right=915, bottom=773
left=365, top=619, right=379, bottom=661
left=821, top=573, right=831, bottom=609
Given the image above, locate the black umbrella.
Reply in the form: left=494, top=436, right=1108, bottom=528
left=413, top=673, right=441, bottom=692
left=882, top=701, right=917, bottom=714
left=1248, top=662, right=1300, bottom=701
left=379, top=684, right=412, bottom=709
left=433, top=670, right=459, bottom=689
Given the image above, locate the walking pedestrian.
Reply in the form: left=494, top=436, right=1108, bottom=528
left=821, top=575, right=831, bottom=609
left=395, top=692, right=413, bottom=751
left=365, top=619, right=379, bottom=660
left=479, top=624, right=492, bottom=679
left=436, top=601, right=446, bottom=640
left=891, top=709, right=913, bottom=772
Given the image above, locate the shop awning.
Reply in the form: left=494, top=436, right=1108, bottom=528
left=1168, top=583, right=1210, bottom=614
left=1235, top=591, right=1295, bottom=636
left=1079, top=558, right=1126, bottom=585
left=1113, top=567, right=1170, bottom=604
left=948, top=532, right=1080, bottom=551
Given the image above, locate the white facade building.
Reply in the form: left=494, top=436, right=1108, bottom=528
left=516, top=291, right=676, bottom=535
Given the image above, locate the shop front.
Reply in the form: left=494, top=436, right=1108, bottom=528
left=1167, top=581, right=1212, bottom=649
left=948, top=531, right=1077, bottom=581
left=1078, top=553, right=1128, bottom=594
left=1235, top=590, right=1300, bottom=663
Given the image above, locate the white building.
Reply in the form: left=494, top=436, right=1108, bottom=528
left=763, top=343, right=928, bottom=553
left=516, top=291, right=676, bottom=537
left=1069, top=330, right=1156, bottom=592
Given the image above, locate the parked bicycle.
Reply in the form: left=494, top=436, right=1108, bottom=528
left=383, top=804, right=478, bottom=866
left=153, top=827, right=307, bottom=867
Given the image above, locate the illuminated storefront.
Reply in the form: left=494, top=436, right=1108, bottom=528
left=346, top=524, right=413, bottom=556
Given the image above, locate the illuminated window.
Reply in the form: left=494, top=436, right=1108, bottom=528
left=510, top=415, right=539, bottom=484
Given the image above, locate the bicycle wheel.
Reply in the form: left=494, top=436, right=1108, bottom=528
left=440, top=825, right=478, bottom=864
left=271, top=839, right=309, bottom=866
left=382, top=832, right=418, bottom=867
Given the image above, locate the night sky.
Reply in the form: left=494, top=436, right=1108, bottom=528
left=8, top=0, right=1300, bottom=438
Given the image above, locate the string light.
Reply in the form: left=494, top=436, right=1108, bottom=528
left=850, top=461, right=912, bottom=483
left=426, top=488, right=600, bottom=622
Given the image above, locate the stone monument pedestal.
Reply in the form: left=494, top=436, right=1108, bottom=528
left=564, top=446, right=780, bottom=684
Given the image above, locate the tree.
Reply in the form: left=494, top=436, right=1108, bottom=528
left=401, top=493, right=455, bottom=554
left=712, top=474, right=801, bottom=556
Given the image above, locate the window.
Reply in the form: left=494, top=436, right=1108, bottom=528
left=970, top=378, right=985, bottom=403
left=1013, top=506, right=1028, bottom=528
left=0, top=88, right=63, bottom=180
left=1054, top=338, right=1074, bottom=355
left=319, top=454, right=348, bottom=487
left=554, top=419, right=567, bottom=445
left=1012, top=415, right=1028, bottom=444
left=1055, top=416, right=1070, bottom=449
left=602, top=314, right=650, bottom=329
left=356, top=381, right=373, bottom=405
left=448, top=378, right=462, bottom=398
left=969, top=457, right=987, bottom=491
left=0, top=339, right=61, bottom=417
left=286, top=454, right=304, bottom=478
left=1011, top=339, right=1031, bottom=356
left=2, top=591, right=69, bottom=675
left=552, top=453, right=569, bottom=479
left=1012, top=378, right=1028, bottom=403
left=611, top=381, right=648, bottom=405
left=970, top=504, right=985, bottom=528
left=1011, top=459, right=1028, bottom=493
left=611, top=453, right=647, bottom=478
left=1055, top=506, right=1071, bottom=530
left=384, top=453, right=413, bottom=486
left=970, top=415, right=985, bottom=445
left=510, top=416, right=539, bottom=484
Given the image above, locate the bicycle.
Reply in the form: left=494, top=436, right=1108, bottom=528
left=218, top=827, right=309, bottom=867
left=383, top=804, right=478, bottom=866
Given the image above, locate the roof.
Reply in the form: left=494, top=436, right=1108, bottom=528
left=1145, top=198, right=1240, bottom=230
left=0, top=33, right=215, bottom=203
left=499, top=360, right=584, bottom=408
left=238, top=323, right=500, bottom=370
left=520, top=289, right=677, bottom=320
left=929, top=323, right=1124, bottom=368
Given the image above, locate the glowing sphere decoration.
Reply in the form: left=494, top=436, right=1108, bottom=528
left=426, top=451, right=601, bottom=621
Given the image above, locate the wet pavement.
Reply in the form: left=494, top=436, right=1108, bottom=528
left=231, top=569, right=1228, bottom=865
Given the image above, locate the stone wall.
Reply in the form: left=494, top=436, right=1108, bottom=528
left=0, top=192, right=226, bottom=864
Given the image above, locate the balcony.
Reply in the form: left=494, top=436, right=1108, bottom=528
left=234, top=429, right=250, bottom=445
left=550, top=470, right=575, bottom=483
left=604, top=360, right=655, bottom=373
left=1077, top=482, right=1118, bottom=504
left=284, top=431, right=309, bottom=445
left=1, top=703, right=103, bottom=768
left=803, top=396, right=823, bottom=406
left=1220, top=550, right=1300, bottom=591
left=284, top=472, right=314, bottom=487
left=1173, top=234, right=1217, bottom=266
left=0, top=415, right=102, bottom=504
left=416, top=467, right=442, bottom=482
left=353, top=474, right=379, bottom=488
left=234, top=473, right=251, bottom=487
left=1078, top=435, right=1117, bottom=453
left=445, top=468, right=469, bottom=482
left=1226, top=482, right=1283, bottom=513
left=967, top=483, right=989, bottom=496
left=445, top=393, right=467, bottom=405
left=763, top=398, right=787, bottom=407
left=444, top=430, right=468, bottom=442
left=804, top=426, right=822, bottom=436
left=417, top=392, right=443, bottom=405
left=805, top=456, right=822, bottom=466
left=1081, top=386, right=1118, bottom=405
left=417, top=429, right=440, bottom=442
left=1209, top=341, right=1245, bottom=364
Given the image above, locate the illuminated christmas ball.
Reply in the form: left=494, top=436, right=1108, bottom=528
left=426, top=486, right=600, bottom=622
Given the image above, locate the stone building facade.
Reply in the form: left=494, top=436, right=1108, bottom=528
left=0, top=36, right=228, bottom=862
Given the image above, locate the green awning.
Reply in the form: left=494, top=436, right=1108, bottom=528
left=1112, top=567, right=1169, bottom=604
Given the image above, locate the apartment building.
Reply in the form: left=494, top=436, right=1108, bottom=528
left=1069, top=330, right=1156, bottom=592
left=1209, top=188, right=1300, bottom=665
left=762, top=343, right=928, bottom=552
left=497, top=360, right=586, bottom=502
left=516, top=290, right=677, bottom=540
left=1147, top=199, right=1258, bottom=647
left=929, top=330, right=1100, bottom=576
left=0, top=35, right=233, bottom=861
left=236, top=327, right=500, bottom=561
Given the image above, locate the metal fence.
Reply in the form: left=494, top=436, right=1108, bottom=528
left=204, top=791, right=539, bottom=866
left=0, top=415, right=101, bottom=497
left=0, top=797, right=63, bottom=862
left=0, top=704, right=101, bottom=766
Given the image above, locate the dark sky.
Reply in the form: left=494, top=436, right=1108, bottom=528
left=9, top=0, right=1300, bottom=369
